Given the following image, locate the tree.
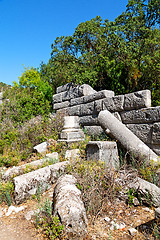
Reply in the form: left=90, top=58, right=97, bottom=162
left=1, top=67, right=53, bottom=123
left=42, top=0, right=160, bottom=105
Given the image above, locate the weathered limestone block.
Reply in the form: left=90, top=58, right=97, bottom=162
left=83, top=90, right=114, bottom=103
left=78, top=84, right=96, bottom=96
left=126, top=124, right=153, bottom=144
left=129, top=177, right=160, bottom=207
left=60, top=131, right=84, bottom=140
left=79, top=115, right=99, bottom=126
left=33, top=141, right=48, bottom=154
left=2, top=152, right=59, bottom=181
left=56, top=83, right=76, bottom=94
left=62, top=88, right=80, bottom=101
left=120, top=107, right=160, bottom=124
left=94, top=99, right=104, bottom=114
left=46, top=152, right=59, bottom=160
left=53, top=101, right=70, bottom=110
left=14, top=161, right=69, bottom=204
left=70, top=90, right=115, bottom=107
left=68, top=105, right=81, bottom=116
left=53, top=175, right=88, bottom=240
left=70, top=96, right=85, bottom=106
left=86, top=141, right=119, bottom=169
left=152, top=122, right=160, bottom=144
left=80, top=102, right=95, bottom=116
left=79, top=112, right=121, bottom=128
left=84, top=126, right=104, bottom=137
left=118, top=171, right=160, bottom=207
left=98, top=110, right=159, bottom=164
left=124, top=90, right=151, bottom=110
left=102, top=95, right=124, bottom=112
left=65, top=149, right=81, bottom=161
left=62, top=115, right=80, bottom=130
left=56, top=108, right=69, bottom=116
left=53, top=93, right=63, bottom=104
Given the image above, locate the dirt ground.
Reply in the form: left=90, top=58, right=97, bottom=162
left=0, top=186, right=156, bottom=240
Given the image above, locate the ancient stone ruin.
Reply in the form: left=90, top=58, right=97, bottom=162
left=1, top=83, right=160, bottom=239
left=53, top=83, right=160, bottom=164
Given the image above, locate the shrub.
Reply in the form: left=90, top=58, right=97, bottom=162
left=0, top=113, right=64, bottom=167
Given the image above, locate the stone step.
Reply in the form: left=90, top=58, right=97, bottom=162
left=13, top=161, right=69, bottom=204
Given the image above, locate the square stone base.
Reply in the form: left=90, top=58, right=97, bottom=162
left=86, top=141, right=119, bottom=169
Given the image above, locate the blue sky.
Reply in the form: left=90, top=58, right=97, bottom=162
left=0, top=0, right=128, bottom=85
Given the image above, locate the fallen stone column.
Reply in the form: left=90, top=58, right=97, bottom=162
left=117, top=170, right=160, bottom=207
left=13, top=161, right=69, bottom=204
left=132, top=177, right=160, bottom=207
left=98, top=110, right=159, bottom=164
left=53, top=175, right=88, bottom=240
left=2, top=152, right=59, bottom=182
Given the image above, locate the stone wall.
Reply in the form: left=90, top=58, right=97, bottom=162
left=53, top=83, right=160, bottom=155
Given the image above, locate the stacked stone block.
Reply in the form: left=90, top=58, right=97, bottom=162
left=53, top=83, right=160, bottom=155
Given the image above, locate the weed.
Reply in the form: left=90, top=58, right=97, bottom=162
left=0, top=181, right=14, bottom=206
left=127, top=188, right=137, bottom=206
left=35, top=198, right=64, bottom=240
left=36, top=183, right=43, bottom=203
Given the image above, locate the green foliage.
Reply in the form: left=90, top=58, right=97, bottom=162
left=1, top=85, right=52, bottom=124
left=35, top=198, right=64, bottom=240
left=139, top=163, right=160, bottom=186
left=0, top=113, right=64, bottom=167
left=0, top=82, right=9, bottom=92
left=0, top=181, right=14, bottom=206
left=41, top=0, right=160, bottom=105
left=127, top=188, right=137, bottom=206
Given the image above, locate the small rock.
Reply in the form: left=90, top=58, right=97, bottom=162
left=133, top=197, right=140, bottom=206
left=65, top=149, right=80, bottom=161
left=6, top=205, right=25, bottom=216
left=14, top=206, right=25, bottom=213
left=128, top=227, right=138, bottom=236
left=104, top=216, right=110, bottom=222
left=25, top=210, right=34, bottom=221
left=143, top=207, right=154, bottom=213
left=45, top=152, right=59, bottom=161
left=33, top=141, right=48, bottom=154
left=0, top=208, right=4, bottom=217
left=110, top=221, right=125, bottom=230
left=118, top=210, right=123, bottom=214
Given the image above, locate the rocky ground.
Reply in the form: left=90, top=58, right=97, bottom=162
left=0, top=184, right=158, bottom=240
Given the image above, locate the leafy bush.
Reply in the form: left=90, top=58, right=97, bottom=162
left=0, top=113, right=64, bottom=167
